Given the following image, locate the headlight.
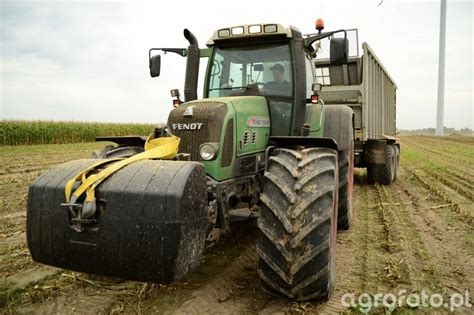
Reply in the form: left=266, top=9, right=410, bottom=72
left=199, top=143, right=219, bottom=161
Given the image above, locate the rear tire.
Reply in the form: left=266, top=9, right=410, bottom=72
left=367, top=145, right=394, bottom=185
left=392, top=144, right=400, bottom=180
left=257, top=147, right=338, bottom=301
left=337, top=145, right=353, bottom=230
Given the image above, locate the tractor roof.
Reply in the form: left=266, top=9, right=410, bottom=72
left=206, top=24, right=300, bottom=46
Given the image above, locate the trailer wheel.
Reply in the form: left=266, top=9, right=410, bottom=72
left=257, top=147, right=338, bottom=301
left=337, top=143, right=353, bottom=230
left=367, top=145, right=394, bottom=185
left=392, top=145, right=400, bottom=180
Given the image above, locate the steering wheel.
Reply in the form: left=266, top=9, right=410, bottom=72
left=250, top=82, right=267, bottom=94
left=248, top=82, right=266, bottom=89
left=230, top=83, right=267, bottom=96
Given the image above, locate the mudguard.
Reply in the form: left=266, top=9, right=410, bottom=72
left=27, top=159, right=208, bottom=283
left=323, top=105, right=354, bottom=151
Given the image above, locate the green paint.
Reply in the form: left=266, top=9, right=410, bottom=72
left=304, top=103, right=325, bottom=138
left=229, top=97, right=270, bottom=157
left=196, top=97, right=327, bottom=181
left=196, top=96, right=269, bottom=181
left=199, top=101, right=235, bottom=181
left=199, top=48, right=212, bottom=58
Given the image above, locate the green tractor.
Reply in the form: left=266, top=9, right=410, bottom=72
left=27, top=21, right=355, bottom=301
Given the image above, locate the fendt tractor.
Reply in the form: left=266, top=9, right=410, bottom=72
left=27, top=20, right=399, bottom=301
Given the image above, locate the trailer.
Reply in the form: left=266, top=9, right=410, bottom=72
left=314, top=40, right=399, bottom=184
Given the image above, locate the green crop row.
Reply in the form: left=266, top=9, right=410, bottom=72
left=1, top=120, right=155, bottom=146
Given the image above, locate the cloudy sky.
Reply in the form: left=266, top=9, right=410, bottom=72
left=1, top=0, right=472, bottom=129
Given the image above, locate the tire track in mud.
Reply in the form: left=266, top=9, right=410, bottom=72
left=377, top=178, right=442, bottom=291
left=292, top=171, right=395, bottom=314
left=373, top=184, right=414, bottom=287
left=313, top=163, right=472, bottom=314
left=129, top=222, right=267, bottom=314
left=398, top=143, right=473, bottom=203
left=443, top=170, right=474, bottom=193
left=309, top=175, right=365, bottom=314
left=423, top=169, right=474, bottom=201
left=163, top=245, right=259, bottom=315
left=355, top=178, right=391, bottom=294
left=402, top=161, right=473, bottom=223
left=393, top=172, right=474, bottom=310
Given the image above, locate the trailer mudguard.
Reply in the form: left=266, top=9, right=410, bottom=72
left=27, top=159, right=208, bottom=283
left=323, top=105, right=354, bottom=151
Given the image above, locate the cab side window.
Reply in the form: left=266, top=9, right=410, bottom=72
left=305, top=56, right=315, bottom=99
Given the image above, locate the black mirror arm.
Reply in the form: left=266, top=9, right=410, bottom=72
left=148, top=48, right=187, bottom=59
left=304, top=29, right=347, bottom=49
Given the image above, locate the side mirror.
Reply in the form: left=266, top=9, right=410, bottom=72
left=330, top=37, right=349, bottom=65
left=149, top=55, right=161, bottom=77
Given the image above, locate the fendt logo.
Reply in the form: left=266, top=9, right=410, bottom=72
left=247, top=116, right=270, bottom=128
left=172, top=123, right=204, bottom=130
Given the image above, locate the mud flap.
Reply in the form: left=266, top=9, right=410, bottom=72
left=27, top=159, right=208, bottom=283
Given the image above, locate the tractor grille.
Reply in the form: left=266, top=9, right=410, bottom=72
left=168, top=101, right=228, bottom=161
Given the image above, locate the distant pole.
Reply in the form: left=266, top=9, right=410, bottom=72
left=436, top=0, right=447, bottom=136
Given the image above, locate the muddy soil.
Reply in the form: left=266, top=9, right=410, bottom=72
left=1, top=136, right=473, bottom=314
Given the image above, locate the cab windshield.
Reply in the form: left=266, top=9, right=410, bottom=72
left=207, top=43, right=293, bottom=98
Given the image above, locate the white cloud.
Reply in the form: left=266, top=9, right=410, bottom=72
left=1, top=0, right=472, bottom=129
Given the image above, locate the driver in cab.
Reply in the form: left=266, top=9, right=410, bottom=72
left=265, top=63, right=291, bottom=95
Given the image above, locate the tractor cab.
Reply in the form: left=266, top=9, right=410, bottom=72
left=150, top=22, right=349, bottom=139
left=204, top=24, right=311, bottom=136
left=204, top=24, right=297, bottom=136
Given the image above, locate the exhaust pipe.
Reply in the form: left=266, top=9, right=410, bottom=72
left=184, top=29, right=199, bottom=102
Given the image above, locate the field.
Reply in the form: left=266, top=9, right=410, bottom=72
left=1, top=121, right=154, bottom=146
left=1, top=136, right=473, bottom=313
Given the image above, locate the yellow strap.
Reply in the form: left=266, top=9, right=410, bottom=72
left=64, top=158, right=123, bottom=201
left=65, top=135, right=180, bottom=204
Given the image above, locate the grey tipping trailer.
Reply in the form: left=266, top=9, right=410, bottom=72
left=314, top=42, right=399, bottom=185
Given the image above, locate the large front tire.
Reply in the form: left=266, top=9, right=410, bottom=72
left=257, top=147, right=338, bottom=301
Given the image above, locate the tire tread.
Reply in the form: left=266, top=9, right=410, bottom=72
left=257, top=147, right=338, bottom=301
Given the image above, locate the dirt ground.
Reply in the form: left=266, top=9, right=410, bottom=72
left=1, top=136, right=473, bottom=314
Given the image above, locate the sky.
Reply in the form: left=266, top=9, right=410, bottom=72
left=0, top=0, right=472, bottom=130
